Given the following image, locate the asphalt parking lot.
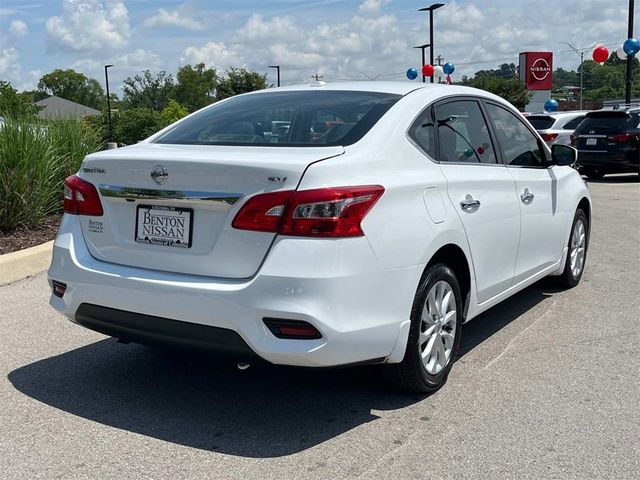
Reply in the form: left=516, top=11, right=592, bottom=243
left=1, top=175, right=639, bottom=480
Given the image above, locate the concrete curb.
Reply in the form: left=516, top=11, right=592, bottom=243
left=0, top=241, right=53, bottom=286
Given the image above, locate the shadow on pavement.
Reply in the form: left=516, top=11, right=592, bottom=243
left=9, top=281, right=560, bottom=457
left=583, top=173, right=639, bottom=184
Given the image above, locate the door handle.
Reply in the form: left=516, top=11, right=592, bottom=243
left=460, top=195, right=481, bottom=212
left=520, top=188, right=534, bottom=204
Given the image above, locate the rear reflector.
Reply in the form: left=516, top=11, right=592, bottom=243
left=263, top=318, right=322, bottom=339
left=540, top=133, right=558, bottom=141
left=63, top=175, right=103, bottom=216
left=233, top=185, right=384, bottom=237
left=51, top=280, right=67, bottom=298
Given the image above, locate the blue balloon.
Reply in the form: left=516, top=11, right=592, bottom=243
left=443, top=62, right=455, bottom=75
left=544, top=99, right=559, bottom=112
left=406, top=68, right=418, bottom=80
left=623, top=38, right=640, bottom=56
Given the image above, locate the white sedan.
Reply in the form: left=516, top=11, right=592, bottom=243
left=48, top=82, right=591, bottom=393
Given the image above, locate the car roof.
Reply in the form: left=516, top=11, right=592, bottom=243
left=244, top=81, right=511, bottom=103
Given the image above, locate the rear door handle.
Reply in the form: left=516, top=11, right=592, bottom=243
left=520, top=188, right=534, bottom=204
left=460, top=195, right=481, bottom=212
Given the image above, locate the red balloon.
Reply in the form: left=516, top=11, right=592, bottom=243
left=422, top=64, right=435, bottom=76
left=593, top=46, right=609, bottom=63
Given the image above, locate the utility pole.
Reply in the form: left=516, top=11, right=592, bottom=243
left=435, top=54, right=444, bottom=66
left=560, top=42, right=597, bottom=110
left=268, top=65, right=281, bottom=87
left=104, top=64, right=114, bottom=144
left=414, top=43, right=430, bottom=83
left=625, top=0, right=635, bottom=105
left=419, top=3, right=444, bottom=84
left=312, top=73, right=324, bottom=82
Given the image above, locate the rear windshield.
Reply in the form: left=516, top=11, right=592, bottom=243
left=154, top=90, right=401, bottom=147
left=527, top=116, right=555, bottom=130
left=574, top=113, right=640, bottom=134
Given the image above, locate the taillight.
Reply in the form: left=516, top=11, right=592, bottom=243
left=608, top=134, right=633, bottom=142
left=63, top=175, right=103, bottom=216
left=540, top=133, right=558, bottom=141
left=232, top=185, right=384, bottom=237
left=231, top=190, right=293, bottom=232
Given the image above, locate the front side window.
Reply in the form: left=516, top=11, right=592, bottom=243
left=434, top=100, right=497, bottom=164
left=486, top=103, right=547, bottom=167
left=154, top=90, right=400, bottom=147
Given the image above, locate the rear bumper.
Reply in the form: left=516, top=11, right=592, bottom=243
left=577, top=150, right=639, bottom=173
left=48, top=215, right=420, bottom=367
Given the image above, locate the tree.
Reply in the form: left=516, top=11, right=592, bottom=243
left=160, top=99, right=189, bottom=126
left=216, top=68, right=268, bottom=101
left=122, top=70, right=175, bottom=110
left=468, top=73, right=531, bottom=110
left=174, top=63, right=218, bottom=112
left=37, top=69, right=105, bottom=109
left=0, top=81, right=40, bottom=118
left=114, top=108, right=164, bottom=145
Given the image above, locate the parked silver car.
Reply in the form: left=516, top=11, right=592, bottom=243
left=527, top=111, right=588, bottom=146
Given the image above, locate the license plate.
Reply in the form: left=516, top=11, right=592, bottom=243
left=135, top=205, right=193, bottom=248
left=586, top=138, right=597, bottom=146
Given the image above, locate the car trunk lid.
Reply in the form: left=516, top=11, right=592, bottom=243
left=77, top=143, right=344, bottom=278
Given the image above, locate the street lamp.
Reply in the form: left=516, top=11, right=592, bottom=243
left=414, top=43, right=430, bottom=83
left=268, top=65, right=281, bottom=87
left=104, top=64, right=114, bottom=144
left=560, top=42, right=598, bottom=110
left=625, top=0, right=635, bottom=105
left=418, top=3, right=444, bottom=84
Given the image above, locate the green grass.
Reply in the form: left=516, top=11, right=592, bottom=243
left=0, top=117, right=102, bottom=232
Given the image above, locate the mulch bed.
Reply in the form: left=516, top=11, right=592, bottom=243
left=0, top=215, right=62, bottom=255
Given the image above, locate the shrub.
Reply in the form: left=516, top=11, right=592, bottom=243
left=0, top=117, right=101, bottom=232
left=114, top=107, right=163, bottom=145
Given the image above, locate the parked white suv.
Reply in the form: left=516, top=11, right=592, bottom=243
left=527, top=111, right=588, bottom=146
left=48, top=82, right=591, bottom=393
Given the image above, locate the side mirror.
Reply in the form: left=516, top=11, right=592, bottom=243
left=551, top=144, right=577, bottom=166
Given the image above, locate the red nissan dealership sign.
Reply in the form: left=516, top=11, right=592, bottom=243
left=519, top=51, right=553, bottom=90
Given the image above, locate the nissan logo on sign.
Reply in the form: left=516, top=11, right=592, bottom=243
left=519, top=51, right=553, bottom=90
left=531, top=58, right=551, bottom=81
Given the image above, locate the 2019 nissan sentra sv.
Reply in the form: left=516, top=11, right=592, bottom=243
left=48, top=82, right=591, bottom=393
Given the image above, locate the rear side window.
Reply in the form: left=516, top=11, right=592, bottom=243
left=562, top=116, right=585, bottom=130
left=486, top=103, right=547, bottom=167
left=574, top=113, right=640, bottom=134
left=527, top=116, right=555, bottom=130
left=154, top=90, right=400, bottom=147
left=408, top=107, right=436, bottom=158
left=434, top=100, right=497, bottom=164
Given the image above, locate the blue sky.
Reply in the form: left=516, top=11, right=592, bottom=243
left=0, top=0, right=636, bottom=93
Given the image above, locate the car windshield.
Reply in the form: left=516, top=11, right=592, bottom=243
left=154, top=90, right=401, bottom=147
left=575, top=112, right=640, bottom=134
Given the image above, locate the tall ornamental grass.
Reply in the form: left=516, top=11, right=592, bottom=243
left=0, top=117, right=102, bottom=232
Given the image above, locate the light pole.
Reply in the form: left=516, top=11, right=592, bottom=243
left=104, top=64, right=113, bottom=143
left=414, top=43, right=430, bottom=83
left=419, top=3, right=444, bottom=84
left=268, top=65, right=281, bottom=87
left=625, top=0, right=635, bottom=105
left=560, top=42, right=597, bottom=110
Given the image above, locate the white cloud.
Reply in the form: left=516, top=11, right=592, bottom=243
left=0, top=48, right=19, bottom=77
left=46, top=0, right=131, bottom=53
left=180, top=42, right=241, bottom=70
left=9, top=20, right=28, bottom=37
left=71, top=49, right=163, bottom=83
left=143, top=8, right=205, bottom=31
left=358, top=0, right=390, bottom=15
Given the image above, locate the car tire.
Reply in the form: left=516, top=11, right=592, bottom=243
left=584, top=169, right=605, bottom=180
left=384, top=263, right=463, bottom=394
left=555, top=209, right=589, bottom=289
